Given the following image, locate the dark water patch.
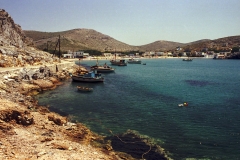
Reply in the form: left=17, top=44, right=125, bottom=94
left=185, top=80, right=215, bottom=87
left=105, top=130, right=169, bottom=160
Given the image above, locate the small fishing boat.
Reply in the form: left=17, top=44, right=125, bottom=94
left=91, top=61, right=115, bottom=73
left=142, top=63, right=146, bottom=65
left=127, top=58, right=142, bottom=64
left=110, top=54, right=127, bottom=66
left=110, top=59, right=127, bottom=66
left=182, top=58, right=193, bottom=61
left=91, top=65, right=115, bottom=73
left=71, top=71, right=104, bottom=82
left=77, top=86, right=93, bottom=92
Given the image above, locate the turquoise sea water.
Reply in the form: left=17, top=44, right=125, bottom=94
left=35, top=58, right=240, bottom=160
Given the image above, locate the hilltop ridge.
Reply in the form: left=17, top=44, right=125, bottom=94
left=24, top=29, right=185, bottom=52
left=24, top=29, right=240, bottom=53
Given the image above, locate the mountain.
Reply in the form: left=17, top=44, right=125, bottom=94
left=24, top=29, right=240, bottom=53
left=138, top=40, right=184, bottom=52
left=24, top=29, right=138, bottom=52
left=24, top=29, right=184, bottom=53
left=182, top=36, right=240, bottom=52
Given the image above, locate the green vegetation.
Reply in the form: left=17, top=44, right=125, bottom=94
left=81, top=50, right=102, bottom=56
left=122, top=51, right=144, bottom=55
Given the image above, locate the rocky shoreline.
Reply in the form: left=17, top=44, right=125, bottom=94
left=0, top=58, right=172, bottom=160
left=0, top=57, right=124, bottom=159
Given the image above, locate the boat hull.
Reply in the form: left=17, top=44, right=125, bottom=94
left=91, top=66, right=115, bottom=73
left=72, top=75, right=104, bottom=82
left=94, top=68, right=115, bottom=73
left=128, top=61, right=142, bottom=64
left=77, top=86, right=93, bottom=92
left=110, top=60, right=127, bottom=66
left=182, top=59, right=193, bottom=61
left=127, top=58, right=142, bottom=64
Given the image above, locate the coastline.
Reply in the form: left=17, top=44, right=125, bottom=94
left=0, top=60, right=122, bottom=159
left=64, top=56, right=211, bottom=63
left=0, top=59, right=171, bottom=160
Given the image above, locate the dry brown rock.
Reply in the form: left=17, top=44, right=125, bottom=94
left=18, top=82, right=41, bottom=95
left=0, top=99, right=120, bottom=160
left=33, top=79, right=55, bottom=90
left=48, top=114, right=67, bottom=126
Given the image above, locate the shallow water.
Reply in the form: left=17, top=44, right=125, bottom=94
left=36, top=58, right=240, bottom=159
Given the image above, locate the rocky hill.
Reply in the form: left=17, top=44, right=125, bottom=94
left=24, top=29, right=139, bottom=52
left=25, top=28, right=240, bottom=53
left=0, top=9, right=60, bottom=67
left=138, top=40, right=183, bottom=52
left=182, top=36, right=240, bottom=52
left=24, top=29, right=184, bottom=52
left=0, top=9, right=33, bottom=47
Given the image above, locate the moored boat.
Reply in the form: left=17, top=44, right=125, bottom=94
left=77, top=86, right=93, bottom=92
left=127, top=58, right=142, bottom=64
left=182, top=58, right=193, bottom=61
left=91, top=62, right=115, bottom=73
left=71, top=71, right=104, bottom=82
left=110, top=59, right=127, bottom=66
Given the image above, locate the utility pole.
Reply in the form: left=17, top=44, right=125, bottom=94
left=58, top=35, right=61, bottom=59
left=47, top=41, right=50, bottom=52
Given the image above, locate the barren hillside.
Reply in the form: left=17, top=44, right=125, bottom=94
left=24, top=29, right=185, bottom=52
left=24, top=29, right=240, bottom=53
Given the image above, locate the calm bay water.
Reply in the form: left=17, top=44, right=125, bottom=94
left=35, top=58, right=240, bottom=159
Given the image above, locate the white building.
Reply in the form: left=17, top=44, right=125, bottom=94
left=66, top=50, right=89, bottom=58
left=102, top=53, right=112, bottom=57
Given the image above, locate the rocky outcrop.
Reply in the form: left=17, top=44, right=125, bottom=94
left=0, top=46, right=60, bottom=67
left=0, top=9, right=32, bottom=48
left=0, top=9, right=60, bottom=68
left=0, top=64, right=72, bottom=96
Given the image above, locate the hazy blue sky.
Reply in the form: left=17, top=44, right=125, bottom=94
left=1, top=0, right=240, bottom=45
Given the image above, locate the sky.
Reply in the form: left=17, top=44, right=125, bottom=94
left=1, top=0, right=240, bottom=45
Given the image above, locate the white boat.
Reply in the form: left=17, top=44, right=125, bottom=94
left=127, top=58, right=142, bottom=64
left=91, top=65, right=115, bottom=73
left=91, top=61, right=115, bottom=73
left=182, top=58, right=193, bottom=61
